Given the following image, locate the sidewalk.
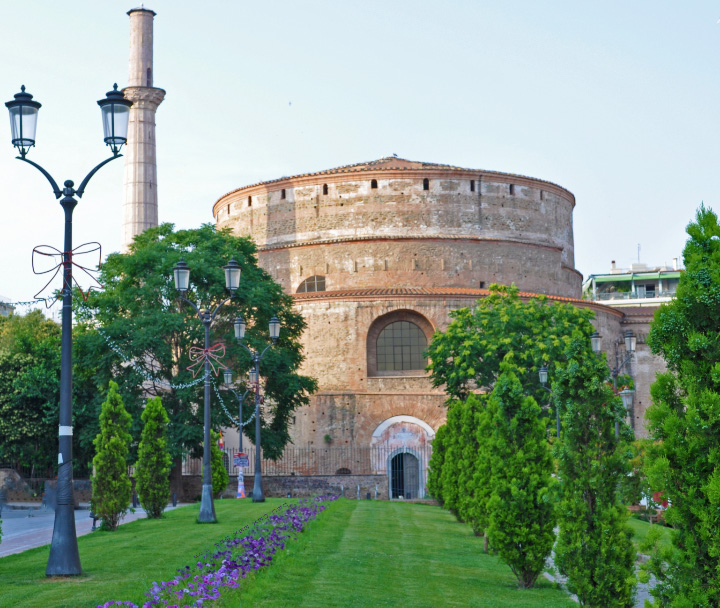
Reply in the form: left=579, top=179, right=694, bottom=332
left=0, top=502, right=186, bottom=558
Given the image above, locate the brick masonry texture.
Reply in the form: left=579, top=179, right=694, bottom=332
left=213, top=158, right=660, bottom=479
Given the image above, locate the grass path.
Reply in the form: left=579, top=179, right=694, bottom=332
left=233, top=500, right=574, bottom=608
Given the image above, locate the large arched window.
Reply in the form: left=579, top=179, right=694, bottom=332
left=296, top=275, right=326, bottom=293
left=376, top=321, right=428, bottom=371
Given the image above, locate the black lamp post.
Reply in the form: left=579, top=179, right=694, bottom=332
left=172, top=258, right=241, bottom=523
left=591, top=329, right=636, bottom=437
left=5, top=84, right=131, bottom=577
left=223, top=369, right=253, bottom=496
left=234, top=314, right=280, bottom=502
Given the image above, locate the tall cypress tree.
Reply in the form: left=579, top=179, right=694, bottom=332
left=553, top=341, right=636, bottom=607
left=91, top=381, right=132, bottom=531
left=485, top=366, right=556, bottom=588
left=209, top=430, right=229, bottom=497
left=642, top=206, right=720, bottom=605
left=135, top=396, right=172, bottom=518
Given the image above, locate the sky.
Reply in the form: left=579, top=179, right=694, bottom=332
left=1, top=0, right=718, bottom=307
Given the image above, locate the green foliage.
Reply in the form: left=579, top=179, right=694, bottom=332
left=618, top=439, right=653, bottom=510
left=74, top=223, right=316, bottom=461
left=485, top=367, right=556, bottom=588
left=642, top=206, right=720, bottom=606
left=553, top=341, right=636, bottom=607
left=135, top=396, right=172, bottom=518
left=91, top=381, right=133, bottom=531
left=0, top=311, right=61, bottom=475
left=427, top=423, right=446, bottom=504
left=210, top=430, right=229, bottom=496
left=426, top=283, right=595, bottom=405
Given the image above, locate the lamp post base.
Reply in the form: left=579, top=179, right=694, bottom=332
left=252, top=472, right=265, bottom=503
left=198, top=484, right=217, bottom=523
left=46, top=503, right=82, bottom=576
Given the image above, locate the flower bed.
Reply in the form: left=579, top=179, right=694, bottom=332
left=98, top=495, right=338, bottom=608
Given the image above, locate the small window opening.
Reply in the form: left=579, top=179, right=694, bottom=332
left=423, top=178, right=429, bottom=191
left=146, top=67, right=152, bottom=87
left=323, top=184, right=328, bottom=195
left=248, top=196, right=252, bottom=207
left=509, top=184, right=515, bottom=195
left=470, top=180, right=475, bottom=192
left=371, top=179, right=378, bottom=189
left=281, top=189, right=286, bottom=199
left=540, top=190, right=544, bottom=201
left=336, top=468, right=351, bottom=475
left=480, top=281, right=486, bottom=289
left=226, top=204, right=230, bottom=216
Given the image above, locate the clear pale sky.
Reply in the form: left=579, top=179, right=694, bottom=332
left=1, top=1, right=717, bottom=306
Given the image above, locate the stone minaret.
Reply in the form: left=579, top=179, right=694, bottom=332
left=122, top=7, right=165, bottom=252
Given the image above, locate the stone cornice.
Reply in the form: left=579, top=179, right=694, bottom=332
left=256, top=234, right=564, bottom=254
left=291, top=287, right=624, bottom=318
left=122, top=86, right=166, bottom=107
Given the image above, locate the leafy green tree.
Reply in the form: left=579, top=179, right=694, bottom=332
left=485, top=366, right=556, bottom=588
left=553, top=341, right=636, bottom=607
left=135, top=396, right=172, bottom=518
left=0, top=311, right=61, bottom=475
left=427, top=283, right=595, bottom=404
left=641, top=206, right=720, bottom=606
left=91, top=381, right=132, bottom=531
left=210, top=430, right=229, bottom=497
left=74, top=224, right=317, bottom=490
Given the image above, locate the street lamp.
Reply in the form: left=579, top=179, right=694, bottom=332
left=223, top=369, right=253, bottom=499
left=538, top=364, right=560, bottom=438
left=5, top=84, right=131, bottom=577
left=237, top=315, right=281, bottom=502
left=592, top=329, right=637, bottom=436
left=172, top=258, right=240, bottom=523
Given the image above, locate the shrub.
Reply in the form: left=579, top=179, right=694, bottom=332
left=91, top=381, right=133, bottom=531
left=210, top=430, right=229, bottom=497
left=135, top=396, right=172, bottom=518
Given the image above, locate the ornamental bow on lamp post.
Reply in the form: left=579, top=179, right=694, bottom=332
left=172, top=258, right=240, bottom=523
left=237, top=315, right=281, bottom=503
left=6, top=84, right=130, bottom=577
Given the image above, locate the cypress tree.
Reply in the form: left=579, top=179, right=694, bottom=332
left=209, top=430, right=229, bottom=497
left=91, top=381, right=132, bottom=531
left=135, top=396, right=172, bottom=518
left=553, top=342, right=636, bottom=607
left=427, top=423, right=447, bottom=506
left=485, top=366, right=556, bottom=588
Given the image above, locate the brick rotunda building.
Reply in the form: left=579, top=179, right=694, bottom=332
left=213, top=157, right=635, bottom=498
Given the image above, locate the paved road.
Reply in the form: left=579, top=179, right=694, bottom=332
left=0, top=503, right=184, bottom=558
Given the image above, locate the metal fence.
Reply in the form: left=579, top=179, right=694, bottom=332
left=182, top=444, right=434, bottom=478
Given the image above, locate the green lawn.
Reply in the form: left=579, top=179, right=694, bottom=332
left=2, top=498, right=613, bottom=608
left=627, top=516, right=673, bottom=551
left=223, top=500, right=574, bottom=608
left=0, top=499, right=291, bottom=608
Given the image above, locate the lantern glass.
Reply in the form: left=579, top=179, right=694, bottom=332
left=234, top=316, right=246, bottom=340
left=620, top=388, right=634, bottom=410
left=590, top=332, right=602, bottom=354
left=249, top=369, right=259, bottom=385
left=269, top=316, right=281, bottom=340
left=5, top=86, right=41, bottom=157
left=224, top=258, right=241, bottom=291
left=223, top=368, right=233, bottom=386
left=97, top=84, right=132, bottom=155
left=173, top=259, right=190, bottom=292
left=624, top=330, right=637, bottom=353
left=538, top=365, right=548, bottom=386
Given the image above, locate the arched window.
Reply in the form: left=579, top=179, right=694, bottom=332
left=336, top=467, right=351, bottom=475
left=371, top=179, right=378, bottom=189
left=297, top=275, right=326, bottom=293
left=376, top=321, right=428, bottom=372
left=248, top=196, right=252, bottom=207
left=323, top=184, right=329, bottom=195
left=423, top=178, right=429, bottom=191
left=281, top=189, right=286, bottom=199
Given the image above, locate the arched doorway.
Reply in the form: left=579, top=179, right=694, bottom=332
left=390, top=451, right=420, bottom=499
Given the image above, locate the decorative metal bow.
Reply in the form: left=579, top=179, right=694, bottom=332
left=32, top=242, right=102, bottom=307
left=186, top=343, right=227, bottom=377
